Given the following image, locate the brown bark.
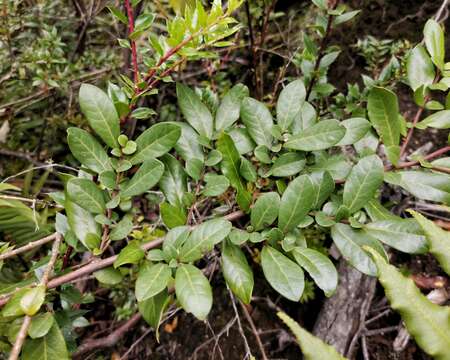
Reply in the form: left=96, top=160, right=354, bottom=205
left=313, top=259, right=377, bottom=359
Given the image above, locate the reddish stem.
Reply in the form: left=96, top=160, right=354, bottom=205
left=398, top=104, right=426, bottom=159
left=396, top=145, right=450, bottom=169
left=124, top=0, right=139, bottom=84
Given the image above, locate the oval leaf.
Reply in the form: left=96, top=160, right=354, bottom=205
left=136, top=263, right=172, bottom=302
left=66, top=178, right=106, bottom=214
left=121, top=159, right=164, bottom=197
left=251, top=192, right=280, bottom=231
left=215, top=84, right=249, bottom=131
left=79, top=84, right=120, bottom=148
left=175, top=264, right=212, bottom=320
left=276, top=79, right=306, bottom=131
left=407, top=45, right=435, bottom=91
left=261, top=246, right=304, bottom=301
left=240, top=97, right=274, bottom=148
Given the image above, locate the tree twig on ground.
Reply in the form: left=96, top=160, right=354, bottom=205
left=228, top=289, right=252, bottom=359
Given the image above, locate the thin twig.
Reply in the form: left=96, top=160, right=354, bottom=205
left=124, top=0, right=139, bottom=83
left=239, top=301, right=268, bottom=360
left=228, top=289, right=252, bottom=359
left=0, top=233, right=58, bottom=261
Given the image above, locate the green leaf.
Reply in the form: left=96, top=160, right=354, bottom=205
left=251, top=192, right=280, bottom=231
left=162, top=226, right=190, bottom=261
left=217, top=133, right=251, bottom=211
left=94, top=267, right=124, bottom=285
left=22, top=323, right=69, bottom=360
left=228, top=127, right=256, bottom=154
left=2, top=288, right=28, bottom=317
left=177, top=83, right=213, bottom=139
left=364, top=199, right=397, bottom=221
left=277, top=312, right=347, bottom=360
left=239, top=157, right=257, bottom=182
left=160, top=202, right=187, bottom=229
left=240, top=97, right=274, bottom=148
left=384, top=171, right=450, bottom=204
left=416, top=110, right=450, bottom=129
left=113, top=241, right=145, bottom=268
left=185, top=158, right=203, bottom=180
left=367, top=87, right=400, bottom=165
left=366, top=247, right=450, bottom=360
left=20, top=285, right=45, bottom=316
left=175, top=264, right=212, bottom=320
left=310, top=171, right=335, bottom=209
left=109, top=215, right=134, bottom=241
left=205, top=149, right=222, bottom=166
left=284, top=120, right=345, bottom=151
left=215, top=84, right=249, bottom=131
left=136, top=262, right=172, bottom=301
left=331, top=223, right=386, bottom=276
left=107, top=6, right=128, bottom=24
left=261, top=246, right=304, bottom=301
left=130, top=123, right=181, bottom=165
left=221, top=241, right=254, bottom=304
left=292, top=248, right=338, bottom=297
left=270, top=153, right=305, bottom=177
left=65, top=197, right=101, bottom=249
left=276, top=79, right=306, bottom=131
left=364, top=219, right=428, bottom=254
left=202, top=174, right=230, bottom=196
left=121, top=159, right=164, bottom=197
left=407, top=45, right=435, bottom=91
left=343, top=155, right=384, bottom=213
left=66, top=178, right=105, bottom=214
left=424, top=19, right=445, bottom=69
left=28, top=313, right=54, bottom=339
left=159, top=154, right=187, bottom=207
left=67, top=128, right=112, bottom=174
left=173, top=122, right=204, bottom=161
left=290, top=101, right=317, bottom=134
left=278, top=175, right=314, bottom=233
left=409, top=211, right=450, bottom=275
left=179, top=218, right=232, bottom=262
left=79, top=84, right=120, bottom=148
left=310, top=154, right=352, bottom=181
left=138, top=290, right=171, bottom=341
left=336, top=118, right=371, bottom=146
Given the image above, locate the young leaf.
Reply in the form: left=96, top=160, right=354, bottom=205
left=135, top=262, right=172, bottom=302
left=278, top=175, right=314, bottom=233
left=66, top=178, right=106, bottom=214
left=367, top=87, right=400, bottom=165
left=94, top=267, right=123, bottom=285
left=113, top=241, right=145, bottom=268
left=276, top=79, right=306, bottom=131
left=177, top=83, right=214, bottom=139
left=162, top=226, right=190, bottom=261
left=228, top=127, right=256, bottom=154
left=130, top=123, right=181, bottom=165
left=179, top=218, right=232, bottom=262
left=292, top=248, right=338, bottom=297
left=28, top=313, right=54, bottom=339
left=217, top=133, right=252, bottom=211
left=407, top=45, right=435, bottom=91
left=159, top=154, right=187, bottom=207
left=261, top=246, right=304, bottom=301
left=343, top=155, right=384, bottom=213
left=121, top=159, right=164, bottom=197
left=251, top=192, right=280, bottom=231
left=290, top=101, right=317, bottom=134
left=221, top=241, right=254, bottom=304
left=79, top=84, right=120, bottom=148
left=284, top=120, right=345, bottom=151
left=366, top=247, right=450, bottom=360
left=160, top=202, right=187, bottom=229
left=175, top=264, right=212, bottom=320
left=424, top=19, right=445, bottom=69
left=364, top=219, right=428, bottom=254
left=109, top=215, right=133, bottom=241
left=138, top=290, right=171, bottom=341
left=67, top=128, right=113, bottom=174
left=277, top=312, right=347, bottom=360
left=331, top=223, right=386, bottom=276
left=20, top=285, right=45, bottom=316
left=22, top=323, right=69, bottom=360
left=409, top=211, right=450, bottom=275
left=240, top=97, right=274, bottom=148
left=215, top=84, right=249, bottom=131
